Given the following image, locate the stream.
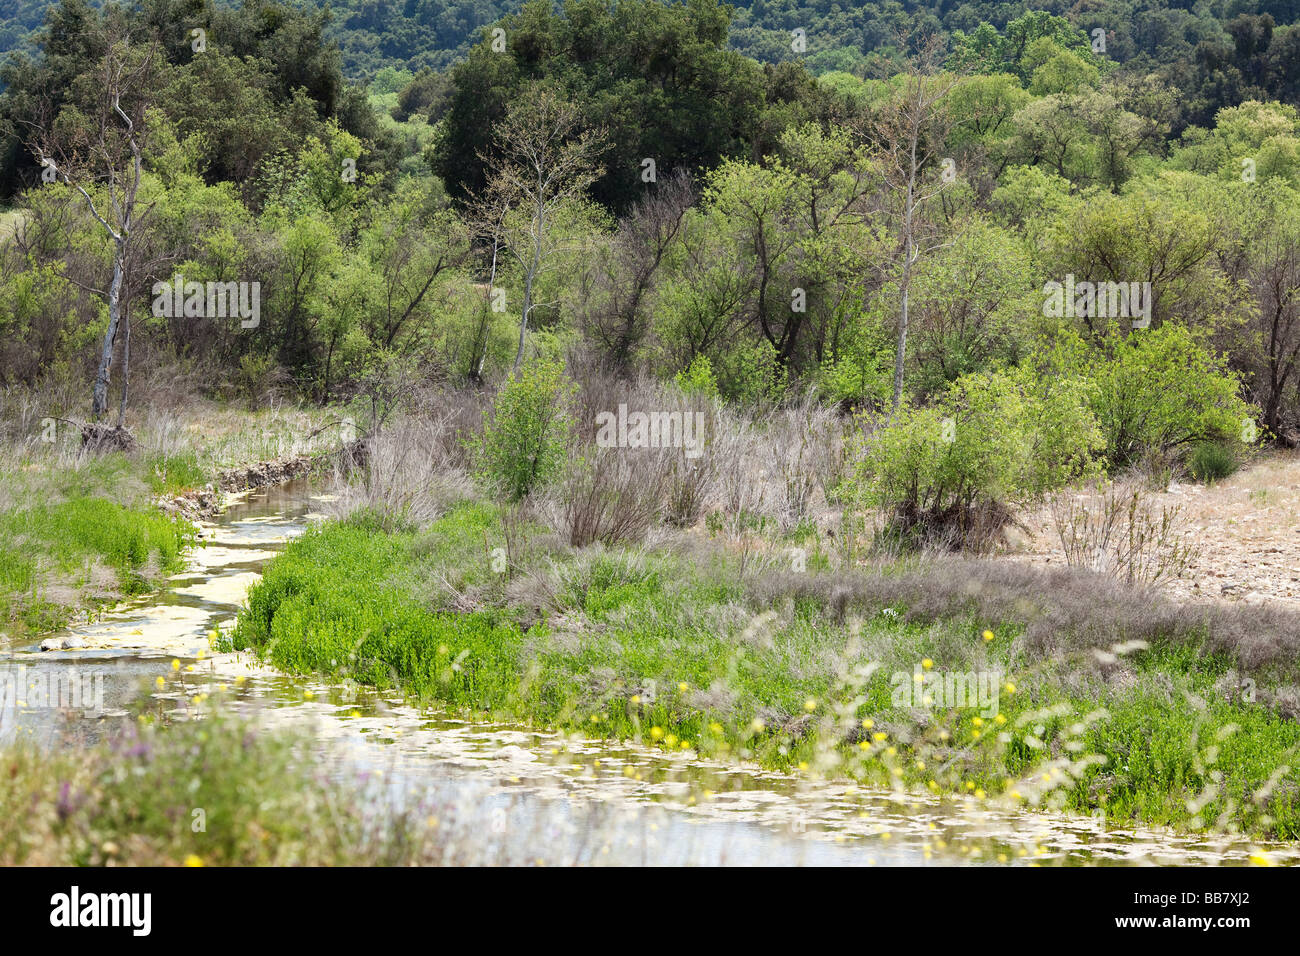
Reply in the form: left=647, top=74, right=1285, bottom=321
left=2, top=480, right=1296, bottom=866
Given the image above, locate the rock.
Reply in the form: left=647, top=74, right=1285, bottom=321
left=158, top=453, right=320, bottom=521
left=40, top=635, right=87, bottom=650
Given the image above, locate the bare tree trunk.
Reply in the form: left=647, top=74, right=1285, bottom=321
left=885, top=61, right=950, bottom=412
left=116, top=307, right=130, bottom=428
left=514, top=203, right=544, bottom=376
left=474, top=237, right=500, bottom=382
left=93, top=241, right=126, bottom=419
left=514, top=266, right=534, bottom=375
left=892, top=244, right=912, bottom=410
left=891, top=140, right=919, bottom=411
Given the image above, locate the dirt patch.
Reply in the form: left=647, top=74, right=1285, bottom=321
left=81, top=422, right=139, bottom=453
left=1004, top=450, right=1300, bottom=609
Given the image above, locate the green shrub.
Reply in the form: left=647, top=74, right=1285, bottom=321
left=816, top=323, right=895, bottom=409
left=1064, top=326, right=1255, bottom=468
left=709, top=339, right=788, bottom=405
left=1186, top=440, right=1239, bottom=483
left=473, top=359, right=575, bottom=501
left=843, top=366, right=1101, bottom=550
left=673, top=354, right=719, bottom=398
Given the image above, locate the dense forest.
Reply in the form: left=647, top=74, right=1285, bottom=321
left=5, top=1, right=1300, bottom=88
left=0, top=0, right=1298, bottom=526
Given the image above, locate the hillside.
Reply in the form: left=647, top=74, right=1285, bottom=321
left=4, top=0, right=1300, bottom=87
left=0, top=0, right=48, bottom=58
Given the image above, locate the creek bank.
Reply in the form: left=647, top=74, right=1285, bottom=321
left=15, top=483, right=1299, bottom=865
left=155, top=437, right=366, bottom=522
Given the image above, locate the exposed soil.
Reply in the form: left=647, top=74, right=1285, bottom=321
left=1005, top=450, right=1300, bottom=608
left=81, top=422, right=139, bottom=453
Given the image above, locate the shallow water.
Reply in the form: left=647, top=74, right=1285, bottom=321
left=2, top=481, right=1295, bottom=866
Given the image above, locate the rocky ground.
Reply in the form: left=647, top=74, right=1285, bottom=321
left=1006, top=450, right=1300, bottom=608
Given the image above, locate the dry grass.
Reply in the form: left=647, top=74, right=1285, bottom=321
left=749, top=553, right=1300, bottom=682
left=323, top=413, right=477, bottom=530
left=766, top=394, right=846, bottom=531
left=1011, top=449, right=1300, bottom=607
left=0, top=377, right=345, bottom=475
left=546, top=371, right=719, bottom=546
left=1049, top=478, right=1192, bottom=586
left=0, top=208, right=22, bottom=242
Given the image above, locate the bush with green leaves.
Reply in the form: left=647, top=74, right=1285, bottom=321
left=844, top=366, right=1101, bottom=550
left=1062, top=326, right=1255, bottom=469
left=473, top=360, right=575, bottom=501
left=673, top=355, right=719, bottom=398
left=1186, top=441, right=1239, bottom=483
left=816, top=322, right=895, bottom=409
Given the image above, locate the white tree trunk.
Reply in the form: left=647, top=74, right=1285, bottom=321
left=92, top=240, right=126, bottom=420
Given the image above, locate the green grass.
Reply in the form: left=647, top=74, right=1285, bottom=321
left=1187, top=440, right=1239, bottom=483
left=142, top=448, right=208, bottom=495
left=0, top=395, right=354, bottom=633
left=0, top=498, right=193, bottom=632
left=0, top=442, right=198, bottom=633
left=232, top=502, right=1300, bottom=840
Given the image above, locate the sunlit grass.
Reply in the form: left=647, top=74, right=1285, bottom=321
left=230, top=502, right=1300, bottom=840
left=0, top=397, right=346, bottom=635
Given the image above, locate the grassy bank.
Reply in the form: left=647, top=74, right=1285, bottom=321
left=0, top=498, right=192, bottom=632
left=230, top=502, right=1300, bottom=840
left=0, top=398, right=345, bottom=635
left=0, top=450, right=199, bottom=632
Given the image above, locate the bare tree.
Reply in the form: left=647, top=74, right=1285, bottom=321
left=474, top=86, right=607, bottom=375
left=576, top=168, right=694, bottom=370
left=870, top=36, right=956, bottom=410
left=467, top=195, right=507, bottom=383
left=1247, top=214, right=1300, bottom=441
left=26, top=34, right=158, bottom=432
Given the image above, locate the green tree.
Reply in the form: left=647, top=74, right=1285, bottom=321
left=433, top=0, right=767, bottom=214
left=476, top=85, right=606, bottom=374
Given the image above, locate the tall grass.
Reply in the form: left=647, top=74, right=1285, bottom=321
left=0, top=497, right=192, bottom=631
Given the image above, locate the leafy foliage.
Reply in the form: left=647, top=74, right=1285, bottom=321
left=844, top=366, right=1101, bottom=550
left=1059, top=326, right=1256, bottom=469
left=473, top=359, right=575, bottom=501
